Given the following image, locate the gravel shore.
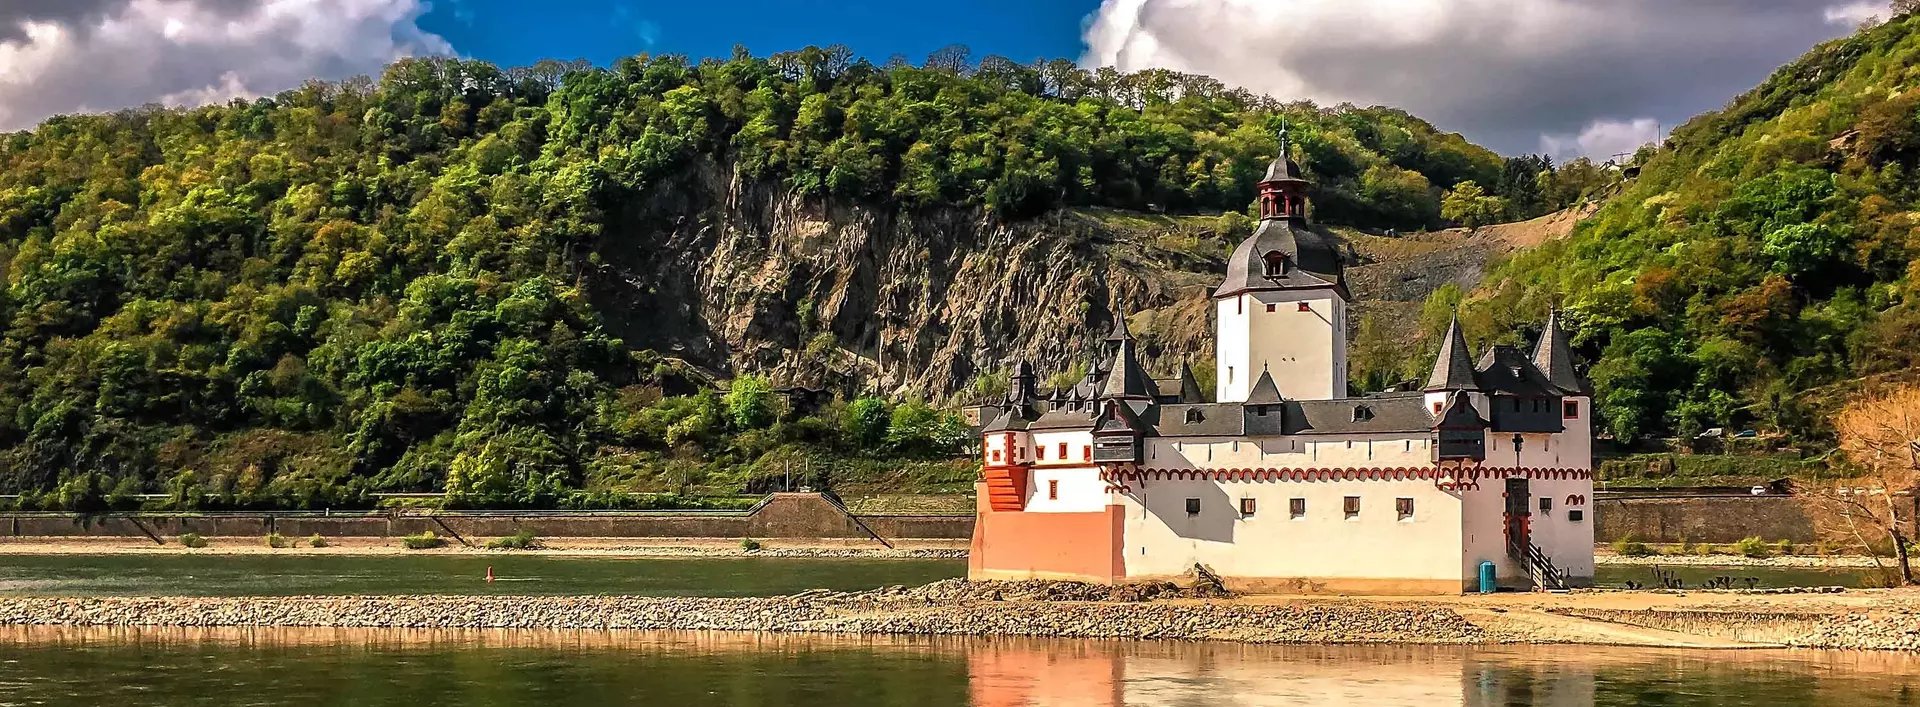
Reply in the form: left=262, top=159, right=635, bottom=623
left=6, top=578, right=1920, bottom=650
left=0, top=582, right=1481, bottom=645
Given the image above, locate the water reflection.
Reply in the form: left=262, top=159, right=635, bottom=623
left=1, top=627, right=1917, bottom=706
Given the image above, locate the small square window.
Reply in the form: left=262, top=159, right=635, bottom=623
left=1297, top=302, right=1312, bottom=312
left=991, top=450, right=1001, bottom=462
left=1569, top=509, right=1585, bottom=522
left=1266, top=303, right=1276, bottom=312
left=1539, top=496, right=1553, bottom=514
left=1185, top=498, right=1201, bottom=515
left=1048, top=479, right=1059, bottom=501
left=1289, top=498, right=1306, bottom=518
left=1239, top=498, right=1256, bottom=516
left=1396, top=497, right=1414, bottom=520
left=1563, top=400, right=1579, bottom=419
left=1343, top=496, right=1360, bottom=519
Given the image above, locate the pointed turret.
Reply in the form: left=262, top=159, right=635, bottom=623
left=1531, top=309, right=1590, bottom=395
left=1176, top=362, right=1206, bottom=403
left=1245, top=368, right=1285, bottom=405
left=1424, top=315, right=1479, bottom=392
left=1098, top=337, right=1155, bottom=400
left=1104, top=312, right=1132, bottom=342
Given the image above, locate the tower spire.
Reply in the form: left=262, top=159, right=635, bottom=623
left=1424, top=314, right=1479, bottom=392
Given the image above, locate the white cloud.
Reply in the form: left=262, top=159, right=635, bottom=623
left=1824, top=1, right=1885, bottom=25
left=1082, top=0, right=1857, bottom=155
left=1540, top=118, right=1662, bottom=161
left=0, top=0, right=452, bottom=132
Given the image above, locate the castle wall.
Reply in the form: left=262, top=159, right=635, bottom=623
left=1116, top=476, right=1466, bottom=594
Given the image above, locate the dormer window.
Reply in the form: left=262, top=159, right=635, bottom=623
left=1352, top=405, right=1375, bottom=423
left=1262, top=251, right=1290, bottom=278
left=1185, top=408, right=1204, bottom=424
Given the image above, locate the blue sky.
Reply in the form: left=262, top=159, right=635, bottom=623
left=417, top=0, right=1103, bottom=69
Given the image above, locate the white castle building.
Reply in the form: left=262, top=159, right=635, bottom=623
left=970, top=132, right=1595, bottom=594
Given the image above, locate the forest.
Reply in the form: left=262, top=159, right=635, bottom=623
left=0, top=46, right=1574, bottom=510
left=1452, top=14, right=1920, bottom=447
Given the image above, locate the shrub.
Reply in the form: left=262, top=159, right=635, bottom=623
left=1694, top=543, right=1719, bottom=556
left=486, top=529, right=540, bottom=550
left=265, top=533, right=289, bottom=549
left=740, top=537, right=763, bottom=552
left=178, top=533, right=208, bottom=549
left=308, top=534, right=329, bottom=548
left=1774, top=539, right=1795, bottom=556
left=401, top=531, right=447, bottom=550
left=1734, top=536, right=1774, bottom=559
left=1611, top=534, right=1654, bottom=557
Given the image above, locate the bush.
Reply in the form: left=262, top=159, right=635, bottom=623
left=1694, top=543, right=1719, bottom=556
left=308, top=534, right=329, bottom=548
left=486, top=529, right=540, bottom=550
left=1734, top=536, right=1774, bottom=559
left=177, top=533, right=208, bottom=549
left=1774, top=539, right=1795, bottom=556
left=265, top=533, right=289, bottom=549
left=401, top=531, right=447, bottom=550
left=1611, top=534, right=1654, bottom=557
left=740, top=537, right=762, bottom=552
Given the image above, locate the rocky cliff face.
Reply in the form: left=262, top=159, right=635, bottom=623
left=587, top=164, right=1223, bottom=401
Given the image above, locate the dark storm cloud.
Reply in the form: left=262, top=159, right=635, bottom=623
left=1084, top=0, right=1869, bottom=157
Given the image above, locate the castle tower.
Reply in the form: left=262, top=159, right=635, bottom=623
left=1213, top=127, right=1350, bottom=402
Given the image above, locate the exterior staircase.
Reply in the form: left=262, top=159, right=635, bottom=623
left=982, top=468, right=1028, bottom=512
left=1526, top=543, right=1567, bottom=591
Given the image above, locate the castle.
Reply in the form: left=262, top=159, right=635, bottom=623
left=969, top=131, right=1595, bottom=594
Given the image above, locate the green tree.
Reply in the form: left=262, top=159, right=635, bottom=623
left=724, top=374, right=777, bottom=431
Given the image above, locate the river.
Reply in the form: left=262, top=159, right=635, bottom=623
left=0, top=627, right=1914, bottom=706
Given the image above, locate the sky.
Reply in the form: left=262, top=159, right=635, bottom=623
left=0, top=0, right=1888, bottom=158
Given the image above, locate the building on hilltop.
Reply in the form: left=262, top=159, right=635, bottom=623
left=968, top=131, right=1595, bottom=594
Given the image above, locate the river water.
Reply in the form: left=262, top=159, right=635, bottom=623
left=0, top=627, right=1915, bottom=706
left=0, top=554, right=1876, bottom=596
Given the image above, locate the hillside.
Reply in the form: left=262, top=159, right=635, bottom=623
left=0, top=51, right=1536, bottom=508
left=1468, top=14, right=1920, bottom=445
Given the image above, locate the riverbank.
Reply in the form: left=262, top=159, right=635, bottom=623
left=0, top=537, right=968, bottom=558
left=4, top=580, right=1919, bottom=650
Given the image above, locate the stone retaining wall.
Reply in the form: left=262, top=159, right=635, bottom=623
left=0, top=494, right=974, bottom=542
left=1594, top=496, right=1817, bottom=543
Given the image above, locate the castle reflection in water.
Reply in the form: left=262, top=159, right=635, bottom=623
left=963, top=639, right=1915, bottom=707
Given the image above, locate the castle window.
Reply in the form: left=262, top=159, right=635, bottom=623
left=1228, top=367, right=1234, bottom=385
left=1343, top=496, right=1361, bottom=520
left=1563, top=400, right=1579, bottom=419
left=1569, top=510, right=1585, bottom=522
left=1048, top=480, right=1059, bottom=501
left=1263, top=251, right=1289, bottom=278
left=1266, top=303, right=1276, bottom=313
left=1186, top=409, right=1204, bottom=424
left=991, top=450, right=1001, bottom=462
left=1539, top=496, right=1553, bottom=514
left=1289, top=498, right=1306, bottom=519
left=1433, top=402, right=1444, bottom=415
left=1082, top=445, right=1092, bottom=461
left=1352, top=405, right=1374, bottom=422
left=1239, top=498, right=1257, bottom=516
left=1185, top=498, right=1202, bottom=516
left=1058, top=442, right=1067, bottom=459
left=1297, top=302, right=1312, bottom=312
left=1255, top=405, right=1269, bottom=416
left=1036, top=445, right=1045, bottom=460
left=1237, top=296, right=1243, bottom=315
left=1397, top=498, right=1415, bottom=520
left=1512, top=399, right=1522, bottom=413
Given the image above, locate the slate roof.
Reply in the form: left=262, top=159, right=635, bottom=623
left=1213, top=219, right=1347, bottom=299
left=1531, top=309, right=1592, bottom=396
left=1262, top=136, right=1308, bottom=184
left=1152, top=403, right=1246, bottom=437
left=1475, top=346, right=1563, bottom=397
left=1425, top=315, right=1479, bottom=392
left=1099, top=337, right=1155, bottom=400
left=1245, top=369, right=1285, bottom=405
left=1285, top=393, right=1436, bottom=436
left=1029, top=406, right=1095, bottom=431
